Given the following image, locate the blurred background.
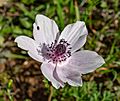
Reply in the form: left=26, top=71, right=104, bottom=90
left=0, top=0, right=120, bottom=101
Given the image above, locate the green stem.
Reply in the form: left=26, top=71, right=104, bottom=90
left=48, top=85, right=53, bottom=101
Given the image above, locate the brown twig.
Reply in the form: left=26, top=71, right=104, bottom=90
left=48, top=85, right=53, bottom=101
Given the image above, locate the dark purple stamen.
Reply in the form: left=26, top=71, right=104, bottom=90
left=55, top=44, right=66, bottom=56
left=38, top=39, right=71, bottom=64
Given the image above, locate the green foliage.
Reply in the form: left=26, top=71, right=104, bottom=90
left=0, top=79, right=14, bottom=101
left=0, top=0, right=120, bottom=100
left=44, top=81, right=116, bottom=101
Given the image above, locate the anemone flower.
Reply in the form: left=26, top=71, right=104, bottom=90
left=15, top=14, right=105, bottom=89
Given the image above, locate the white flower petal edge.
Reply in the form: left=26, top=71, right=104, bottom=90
left=67, top=74, right=83, bottom=86
left=28, top=51, right=43, bottom=62
left=54, top=50, right=105, bottom=85
left=53, top=66, right=83, bottom=86
left=33, top=14, right=59, bottom=45
left=15, top=36, right=43, bottom=62
left=58, top=21, right=88, bottom=53
left=15, top=36, right=35, bottom=51
left=69, top=50, right=105, bottom=74
left=41, top=63, right=65, bottom=89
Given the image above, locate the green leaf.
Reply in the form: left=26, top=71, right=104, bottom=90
left=19, top=18, right=32, bottom=29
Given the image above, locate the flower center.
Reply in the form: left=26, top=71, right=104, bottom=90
left=54, top=44, right=66, bottom=56
left=38, top=39, right=71, bottom=64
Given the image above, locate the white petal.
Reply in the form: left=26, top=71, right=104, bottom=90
left=53, top=64, right=82, bottom=86
left=54, top=50, right=104, bottom=86
left=58, top=21, right=88, bottom=52
left=71, top=33, right=87, bottom=52
left=69, top=50, right=105, bottom=74
left=41, top=63, right=63, bottom=89
left=53, top=67, right=65, bottom=88
left=33, top=14, right=59, bottom=44
left=55, top=65, right=82, bottom=86
left=15, top=36, right=36, bottom=51
left=51, top=50, right=104, bottom=86
left=15, top=36, right=43, bottom=62
left=67, top=74, right=82, bottom=86
left=28, top=51, right=43, bottom=62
